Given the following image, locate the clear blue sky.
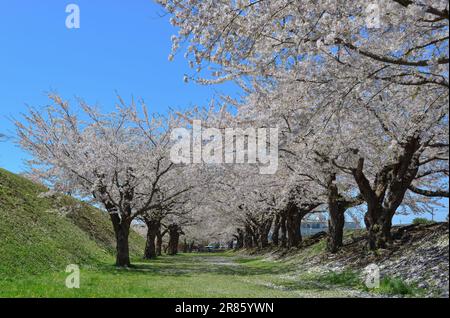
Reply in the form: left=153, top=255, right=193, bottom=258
left=0, top=0, right=447, bottom=223
left=0, top=0, right=236, bottom=172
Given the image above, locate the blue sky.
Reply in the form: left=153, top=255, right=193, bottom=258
left=0, top=1, right=447, bottom=223
left=0, top=0, right=236, bottom=172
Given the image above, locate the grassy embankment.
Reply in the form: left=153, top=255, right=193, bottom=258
left=0, top=168, right=421, bottom=298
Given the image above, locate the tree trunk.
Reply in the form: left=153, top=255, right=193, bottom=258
left=156, top=229, right=164, bottom=256
left=364, top=213, right=371, bottom=230
left=258, top=218, right=272, bottom=248
left=143, top=229, right=157, bottom=259
left=327, top=207, right=345, bottom=253
left=243, top=224, right=254, bottom=248
left=251, top=227, right=259, bottom=247
left=286, top=204, right=302, bottom=248
left=182, top=238, right=188, bottom=253
left=352, top=158, right=389, bottom=250
left=143, top=219, right=159, bottom=259
left=272, top=214, right=280, bottom=246
left=168, top=233, right=180, bottom=255
left=259, top=228, right=269, bottom=248
left=111, top=214, right=131, bottom=267
left=368, top=218, right=382, bottom=249
left=326, top=173, right=346, bottom=253
left=235, top=228, right=244, bottom=249
left=188, top=240, right=195, bottom=252
left=363, top=195, right=397, bottom=250
left=353, top=137, right=421, bottom=250
left=280, top=213, right=287, bottom=248
left=368, top=212, right=393, bottom=249
left=156, top=233, right=162, bottom=256
left=168, top=224, right=183, bottom=255
left=379, top=216, right=393, bottom=248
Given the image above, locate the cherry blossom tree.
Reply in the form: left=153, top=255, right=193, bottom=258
left=160, top=0, right=448, bottom=86
left=160, top=0, right=449, bottom=250
left=15, top=94, right=189, bottom=266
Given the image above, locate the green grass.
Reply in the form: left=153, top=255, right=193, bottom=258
left=1, top=252, right=408, bottom=298
left=282, top=238, right=327, bottom=265
left=0, top=168, right=145, bottom=277
left=234, top=257, right=264, bottom=264
left=369, top=277, right=422, bottom=296
left=0, top=250, right=426, bottom=298
left=316, top=270, right=361, bottom=287
left=314, top=270, right=422, bottom=297
left=0, top=168, right=431, bottom=298
left=308, top=239, right=327, bottom=255
left=0, top=253, right=303, bottom=298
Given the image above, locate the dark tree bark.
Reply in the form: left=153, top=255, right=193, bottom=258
left=243, top=224, right=254, bottom=248
left=327, top=211, right=345, bottom=253
left=353, top=159, right=392, bottom=250
left=351, top=136, right=421, bottom=249
left=143, top=219, right=160, bottom=259
left=258, top=217, right=273, bottom=248
left=285, top=201, right=321, bottom=248
left=234, top=228, right=244, bottom=249
left=326, top=173, right=345, bottom=253
left=156, top=230, right=163, bottom=256
left=327, top=209, right=345, bottom=253
left=188, top=240, right=195, bottom=252
left=280, top=212, right=287, bottom=248
left=286, top=203, right=302, bottom=248
left=251, top=224, right=259, bottom=247
left=94, top=170, right=146, bottom=268
left=272, top=214, right=280, bottom=246
left=156, top=227, right=167, bottom=256
left=110, top=214, right=131, bottom=267
left=167, top=223, right=184, bottom=255
left=408, top=185, right=449, bottom=198
left=326, top=174, right=346, bottom=253
left=182, top=238, right=188, bottom=253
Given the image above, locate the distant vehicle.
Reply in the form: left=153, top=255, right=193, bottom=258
left=205, top=244, right=217, bottom=250
left=204, top=243, right=224, bottom=252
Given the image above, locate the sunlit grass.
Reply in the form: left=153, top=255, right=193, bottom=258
left=0, top=253, right=303, bottom=298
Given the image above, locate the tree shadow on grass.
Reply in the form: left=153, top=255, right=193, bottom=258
left=98, top=255, right=296, bottom=277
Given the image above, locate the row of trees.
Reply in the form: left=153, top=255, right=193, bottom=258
left=16, top=97, right=205, bottom=266
left=159, top=0, right=449, bottom=251
left=16, top=0, right=448, bottom=266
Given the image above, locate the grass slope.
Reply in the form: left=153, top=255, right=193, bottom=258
left=0, top=168, right=145, bottom=277
left=1, top=168, right=441, bottom=298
